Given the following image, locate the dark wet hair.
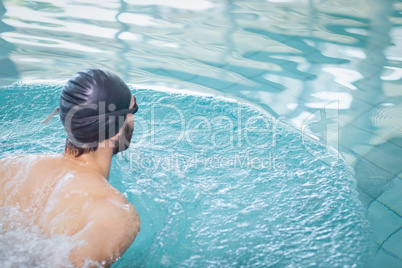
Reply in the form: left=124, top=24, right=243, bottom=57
left=60, top=69, right=132, bottom=155
left=64, top=138, right=97, bottom=157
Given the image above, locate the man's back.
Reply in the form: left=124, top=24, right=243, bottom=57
left=0, top=154, right=140, bottom=267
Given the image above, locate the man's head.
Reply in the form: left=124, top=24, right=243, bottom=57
left=60, top=69, right=137, bottom=157
left=111, top=95, right=136, bottom=155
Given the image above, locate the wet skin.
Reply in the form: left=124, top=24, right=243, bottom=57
left=0, top=96, right=140, bottom=267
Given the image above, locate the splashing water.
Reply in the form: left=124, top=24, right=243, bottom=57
left=0, top=206, right=76, bottom=268
left=0, top=83, right=375, bottom=267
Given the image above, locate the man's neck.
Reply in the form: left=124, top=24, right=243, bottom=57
left=63, top=145, right=114, bottom=180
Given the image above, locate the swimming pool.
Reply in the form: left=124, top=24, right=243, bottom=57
left=0, top=0, right=401, bottom=267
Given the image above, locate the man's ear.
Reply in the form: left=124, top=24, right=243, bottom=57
left=110, top=132, right=120, bottom=142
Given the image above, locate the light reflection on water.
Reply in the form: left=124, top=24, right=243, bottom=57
left=1, top=0, right=402, bottom=266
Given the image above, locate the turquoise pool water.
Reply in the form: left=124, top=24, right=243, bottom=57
left=0, top=0, right=402, bottom=267
left=0, top=83, right=373, bottom=267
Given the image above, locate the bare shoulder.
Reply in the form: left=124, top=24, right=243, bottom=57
left=87, top=185, right=141, bottom=228
left=61, top=170, right=141, bottom=231
left=0, top=154, right=41, bottom=177
left=0, top=154, right=26, bottom=167
left=0, top=153, right=59, bottom=172
left=91, top=184, right=141, bottom=237
left=70, top=179, right=141, bottom=267
left=88, top=193, right=141, bottom=238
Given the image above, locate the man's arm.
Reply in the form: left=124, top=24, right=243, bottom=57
left=69, top=199, right=141, bottom=267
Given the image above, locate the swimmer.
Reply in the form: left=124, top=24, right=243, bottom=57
left=0, top=69, right=141, bottom=267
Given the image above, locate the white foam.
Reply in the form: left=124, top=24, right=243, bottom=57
left=39, top=173, right=75, bottom=228
left=0, top=206, right=76, bottom=268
